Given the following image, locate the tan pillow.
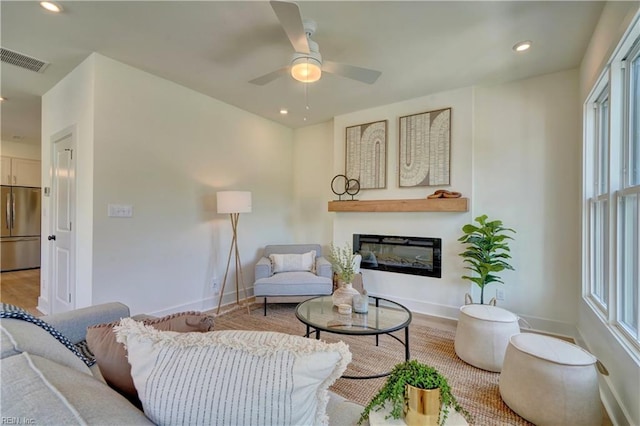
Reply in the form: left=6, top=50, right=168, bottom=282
left=86, top=311, right=214, bottom=406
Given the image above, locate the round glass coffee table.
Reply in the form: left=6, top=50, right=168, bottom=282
left=295, top=295, right=412, bottom=379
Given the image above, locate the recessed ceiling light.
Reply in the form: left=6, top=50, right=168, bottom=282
left=280, top=109, right=288, bottom=115
left=0, top=97, right=5, bottom=102
left=40, top=1, right=63, bottom=12
left=513, top=40, right=532, bottom=52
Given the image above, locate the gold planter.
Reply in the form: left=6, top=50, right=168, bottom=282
left=404, top=384, right=441, bottom=426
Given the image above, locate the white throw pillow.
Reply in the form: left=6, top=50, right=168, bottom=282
left=269, top=250, right=316, bottom=273
left=114, top=318, right=351, bottom=426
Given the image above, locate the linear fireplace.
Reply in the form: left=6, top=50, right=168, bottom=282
left=353, top=234, right=442, bottom=278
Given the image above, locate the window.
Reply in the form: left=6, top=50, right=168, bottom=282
left=618, top=42, right=640, bottom=341
left=584, top=26, right=640, bottom=351
left=589, top=87, right=610, bottom=311
left=619, top=193, right=638, bottom=337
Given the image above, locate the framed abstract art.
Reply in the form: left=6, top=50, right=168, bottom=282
left=399, top=108, right=451, bottom=187
left=345, top=120, right=387, bottom=189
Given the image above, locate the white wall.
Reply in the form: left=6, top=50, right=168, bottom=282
left=474, top=69, right=581, bottom=335
left=580, top=1, right=640, bottom=101
left=0, top=140, right=41, bottom=160
left=578, top=3, right=640, bottom=425
left=292, top=121, right=334, bottom=249
left=319, top=74, right=581, bottom=333
left=42, top=54, right=294, bottom=316
left=40, top=55, right=96, bottom=313
left=332, top=87, right=474, bottom=319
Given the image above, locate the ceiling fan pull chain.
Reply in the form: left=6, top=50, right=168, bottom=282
left=304, top=76, right=309, bottom=121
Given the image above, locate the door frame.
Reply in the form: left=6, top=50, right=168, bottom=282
left=45, top=125, right=77, bottom=314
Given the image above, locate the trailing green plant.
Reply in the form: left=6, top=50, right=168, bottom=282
left=358, top=360, right=472, bottom=426
left=458, top=214, right=515, bottom=304
left=327, top=242, right=357, bottom=284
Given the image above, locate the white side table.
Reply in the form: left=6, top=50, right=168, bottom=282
left=369, top=407, right=469, bottom=426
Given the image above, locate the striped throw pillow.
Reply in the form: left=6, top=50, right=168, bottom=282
left=114, top=318, right=351, bottom=426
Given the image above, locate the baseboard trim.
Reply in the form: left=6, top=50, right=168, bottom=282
left=37, top=297, right=50, bottom=315
left=367, top=292, right=461, bottom=321
left=515, top=314, right=578, bottom=340
left=368, top=291, right=579, bottom=339
left=147, top=293, right=256, bottom=317
left=148, top=297, right=217, bottom=317
left=597, top=367, right=630, bottom=426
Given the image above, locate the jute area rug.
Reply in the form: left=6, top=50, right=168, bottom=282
left=211, top=303, right=532, bottom=426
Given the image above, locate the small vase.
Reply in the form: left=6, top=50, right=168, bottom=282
left=352, top=292, right=369, bottom=313
left=332, top=282, right=360, bottom=307
left=404, top=384, right=441, bottom=426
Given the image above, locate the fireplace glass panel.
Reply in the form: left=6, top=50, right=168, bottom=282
left=353, top=234, right=442, bottom=278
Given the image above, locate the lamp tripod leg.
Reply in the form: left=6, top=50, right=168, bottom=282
left=235, top=242, right=251, bottom=314
left=216, top=214, right=237, bottom=315
left=231, top=214, right=251, bottom=313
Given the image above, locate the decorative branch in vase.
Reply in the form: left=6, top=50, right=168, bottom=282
left=327, top=243, right=361, bottom=306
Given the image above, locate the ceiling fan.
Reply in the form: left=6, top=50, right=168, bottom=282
left=249, top=1, right=381, bottom=86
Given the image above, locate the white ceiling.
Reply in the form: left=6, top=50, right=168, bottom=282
left=1, top=1, right=604, bottom=146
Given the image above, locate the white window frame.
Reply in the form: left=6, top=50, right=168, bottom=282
left=586, top=84, right=610, bottom=314
left=583, top=15, right=640, bottom=355
left=616, top=41, right=640, bottom=343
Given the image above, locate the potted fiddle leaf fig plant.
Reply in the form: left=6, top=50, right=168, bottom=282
left=458, top=214, right=516, bottom=305
left=358, top=360, right=471, bottom=426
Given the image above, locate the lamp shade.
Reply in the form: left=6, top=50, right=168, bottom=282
left=217, top=191, right=252, bottom=214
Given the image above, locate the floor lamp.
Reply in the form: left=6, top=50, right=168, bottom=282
left=216, top=191, right=252, bottom=314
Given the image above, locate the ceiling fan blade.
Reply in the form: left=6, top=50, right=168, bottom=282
left=249, top=67, right=290, bottom=85
left=323, top=60, right=381, bottom=84
left=270, top=1, right=310, bottom=54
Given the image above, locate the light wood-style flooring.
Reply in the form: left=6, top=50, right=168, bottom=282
left=0, top=269, right=614, bottom=424
left=0, top=268, right=42, bottom=316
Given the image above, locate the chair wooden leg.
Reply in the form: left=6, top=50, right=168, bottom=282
left=263, top=298, right=267, bottom=316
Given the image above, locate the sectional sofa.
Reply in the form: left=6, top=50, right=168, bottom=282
left=0, top=302, right=364, bottom=425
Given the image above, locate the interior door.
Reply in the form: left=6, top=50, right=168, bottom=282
left=51, top=134, right=75, bottom=313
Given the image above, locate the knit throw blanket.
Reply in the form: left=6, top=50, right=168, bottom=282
left=0, top=303, right=95, bottom=367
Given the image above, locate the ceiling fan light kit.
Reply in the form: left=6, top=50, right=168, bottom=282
left=291, top=56, right=322, bottom=83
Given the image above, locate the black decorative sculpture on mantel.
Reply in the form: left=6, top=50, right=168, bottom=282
left=331, top=174, right=361, bottom=201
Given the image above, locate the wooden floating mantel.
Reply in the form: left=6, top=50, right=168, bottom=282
left=327, top=198, right=469, bottom=213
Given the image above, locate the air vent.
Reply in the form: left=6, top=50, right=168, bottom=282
left=1, top=47, right=49, bottom=73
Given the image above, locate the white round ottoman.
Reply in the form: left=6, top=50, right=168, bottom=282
left=499, top=333, right=602, bottom=426
left=454, top=304, right=520, bottom=372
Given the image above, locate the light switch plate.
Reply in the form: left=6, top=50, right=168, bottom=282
left=108, top=204, right=133, bottom=218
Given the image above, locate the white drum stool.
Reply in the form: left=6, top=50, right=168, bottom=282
left=454, top=304, right=520, bottom=372
left=499, top=333, right=602, bottom=426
